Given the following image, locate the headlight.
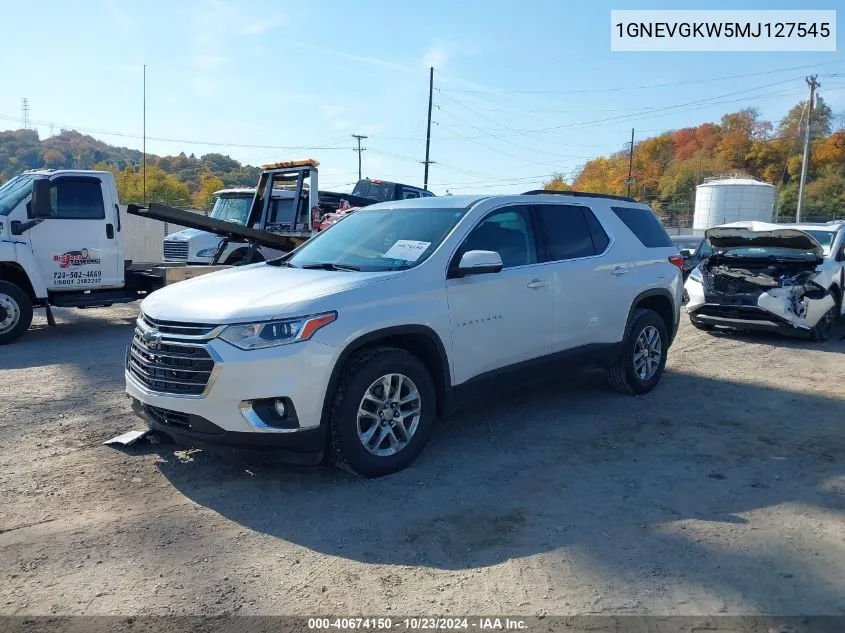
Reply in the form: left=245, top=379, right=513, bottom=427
left=689, top=266, right=703, bottom=283
left=219, top=312, right=337, bottom=350
left=196, top=248, right=218, bottom=258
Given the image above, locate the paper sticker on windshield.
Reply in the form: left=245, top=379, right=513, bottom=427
left=383, top=240, right=431, bottom=262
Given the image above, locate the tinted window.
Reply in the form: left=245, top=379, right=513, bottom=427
left=698, top=241, right=714, bottom=257
left=51, top=179, right=105, bottom=219
left=402, top=189, right=421, bottom=199
left=584, top=209, right=610, bottom=253
left=460, top=206, right=536, bottom=269
left=536, top=205, right=595, bottom=261
left=611, top=206, right=672, bottom=248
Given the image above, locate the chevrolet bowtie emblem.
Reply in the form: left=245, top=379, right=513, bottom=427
left=142, top=329, right=162, bottom=350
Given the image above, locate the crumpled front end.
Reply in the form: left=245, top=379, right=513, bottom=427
left=685, top=260, right=835, bottom=336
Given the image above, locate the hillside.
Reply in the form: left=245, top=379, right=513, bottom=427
left=545, top=99, right=845, bottom=223
left=0, top=129, right=260, bottom=211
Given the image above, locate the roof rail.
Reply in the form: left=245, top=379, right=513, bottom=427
left=521, top=189, right=637, bottom=203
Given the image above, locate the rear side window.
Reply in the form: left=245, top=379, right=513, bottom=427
left=535, top=205, right=606, bottom=261
left=611, top=206, right=672, bottom=248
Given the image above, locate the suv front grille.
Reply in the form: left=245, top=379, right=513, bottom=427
left=163, top=241, right=189, bottom=260
left=128, top=328, right=215, bottom=396
left=140, top=313, right=219, bottom=338
left=144, top=404, right=191, bottom=429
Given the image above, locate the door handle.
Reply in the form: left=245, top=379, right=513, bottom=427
left=527, top=279, right=548, bottom=289
left=611, top=266, right=629, bottom=276
left=106, top=223, right=114, bottom=239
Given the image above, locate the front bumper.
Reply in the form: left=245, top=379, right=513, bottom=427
left=125, top=336, right=340, bottom=458
left=130, top=398, right=325, bottom=464
left=684, top=277, right=834, bottom=337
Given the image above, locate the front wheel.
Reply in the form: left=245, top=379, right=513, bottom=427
left=327, top=347, right=437, bottom=477
left=810, top=304, right=837, bottom=342
left=606, top=308, right=669, bottom=395
left=0, top=281, right=34, bottom=345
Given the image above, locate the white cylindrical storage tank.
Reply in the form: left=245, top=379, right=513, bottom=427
left=693, top=178, right=776, bottom=232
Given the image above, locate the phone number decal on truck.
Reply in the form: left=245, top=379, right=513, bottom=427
left=53, top=270, right=102, bottom=286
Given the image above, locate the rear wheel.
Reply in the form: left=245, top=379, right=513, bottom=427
left=607, top=308, right=668, bottom=395
left=327, top=346, right=436, bottom=477
left=0, top=281, right=33, bottom=345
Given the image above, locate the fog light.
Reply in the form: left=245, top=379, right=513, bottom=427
left=273, top=399, right=287, bottom=417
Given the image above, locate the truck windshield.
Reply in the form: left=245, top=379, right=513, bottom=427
left=352, top=181, right=393, bottom=202
left=209, top=195, right=252, bottom=224
left=0, top=175, right=34, bottom=216
left=282, top=206, right=466, bottom=272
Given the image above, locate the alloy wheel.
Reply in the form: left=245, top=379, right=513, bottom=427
left=356, top=373, right=422, bottom=457
left=633, top=325, right=662, bottom=381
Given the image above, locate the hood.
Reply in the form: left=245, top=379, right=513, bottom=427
left=705, top=222, right=823, bottom=257
left=141, top=263, right=404, bottom=323
left=165, top=228, right=216, bottom=241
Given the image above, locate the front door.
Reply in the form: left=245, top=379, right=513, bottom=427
left=446, top=205, right=554, bottom=385
left=28, top=176, right=120, bottom=290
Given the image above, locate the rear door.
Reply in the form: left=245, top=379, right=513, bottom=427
left=533, top=203, right=615, bottom=350
left=27, top=176, right=121, bottom=290
left=446, top=205, right=554, bottom=384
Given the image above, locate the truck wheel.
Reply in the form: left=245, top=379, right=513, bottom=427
left=0, top=281, right=33, bottom=345
left=606, top=308, right=668, bottom=395
left=327, top=346, right=436, bottom=477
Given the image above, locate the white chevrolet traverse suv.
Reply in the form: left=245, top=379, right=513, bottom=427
left=126, top=191, right=683, bottom=477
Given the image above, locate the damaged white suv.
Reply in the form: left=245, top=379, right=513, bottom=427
left=685, top=221, right=845, bottom=341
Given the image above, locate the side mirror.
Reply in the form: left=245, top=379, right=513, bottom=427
left=452, top=250, right=503, bottom=278
left=680, top=249, right=694, bottom=258
left=31, top=178, right=51, bottom=219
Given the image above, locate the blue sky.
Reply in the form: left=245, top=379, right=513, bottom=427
left=1, top=0, right=843, bottom=194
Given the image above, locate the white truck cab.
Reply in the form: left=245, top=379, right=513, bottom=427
left=163, top=188, right=295, bottom=264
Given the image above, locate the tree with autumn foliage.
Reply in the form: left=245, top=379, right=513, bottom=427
left=546, top=98, right=844, bottom=222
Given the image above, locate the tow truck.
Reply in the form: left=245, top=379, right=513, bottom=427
left=0, top=160, right=321, bottom=344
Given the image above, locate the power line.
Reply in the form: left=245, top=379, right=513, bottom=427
left=440, top=59, right=845, bottom=95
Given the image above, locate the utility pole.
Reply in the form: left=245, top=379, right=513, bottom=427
left=423, top=66, right=434, bottom=190
left=352, top=134, right=367, bottom=180
left=626, top=128, right=635, bottom=197
left=21, top=98, right=30, bottom=130
left=143, top=64, right=147, bottom=201
left=796, top=74, right=819, bottom=223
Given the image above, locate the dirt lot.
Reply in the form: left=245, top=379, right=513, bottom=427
left=1, top=304, right=845, bottom=617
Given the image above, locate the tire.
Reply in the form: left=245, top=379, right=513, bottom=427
left=0, top=281, right=33, bottom=345
left=689, top=318, right=714, bottom=332
left=606, top=308, right=669, bottom=395
left=810, top=303, right=837, bottom=342
left=327, top=346, right=437, bottom=477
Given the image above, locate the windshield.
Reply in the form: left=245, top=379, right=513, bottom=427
left=804, top=230, right=835, bottom=256
left=281, top=206, right=466, bottom=272
left=209, top=195, right=252, bottom=224
left=352, top=181, right=393, bottom=202
left=0, top=175, right=34, bottom=216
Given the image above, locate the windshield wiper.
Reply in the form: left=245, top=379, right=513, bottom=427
left=299, top=262, right=362, bottom=272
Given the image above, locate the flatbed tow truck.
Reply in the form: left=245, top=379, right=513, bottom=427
left=0, top=160, right=321, bottom=344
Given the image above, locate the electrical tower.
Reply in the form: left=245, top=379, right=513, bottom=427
left=352, top=134, right=367, bottom=180
left=21, top=98, right=30, bottom=130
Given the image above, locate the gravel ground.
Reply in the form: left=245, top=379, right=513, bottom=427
left=1, top=304, right=844, bottom=617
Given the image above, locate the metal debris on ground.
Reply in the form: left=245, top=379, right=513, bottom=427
left=103, top=430, right=150, bottom=447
